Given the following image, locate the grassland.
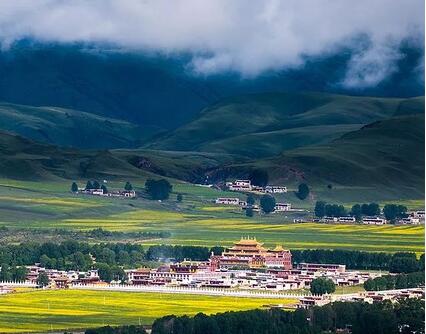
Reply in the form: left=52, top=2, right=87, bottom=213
left=0, top=289, right=297, bottom=333
left=0, top=179, right=423, bottom=253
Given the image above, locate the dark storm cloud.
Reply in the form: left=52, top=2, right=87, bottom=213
left=0, top=0, right=423, bottom=86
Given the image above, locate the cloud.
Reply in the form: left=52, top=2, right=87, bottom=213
left=0, top=0, right=424, bottom=87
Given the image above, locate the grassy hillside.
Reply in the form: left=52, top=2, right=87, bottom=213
left=147, top=92, right=424, bottom=158
left=0, top=130, right=239, bottom=182
left=222, top=114, right=424, bottom=201
left=0, top=101, right=159, bottom=149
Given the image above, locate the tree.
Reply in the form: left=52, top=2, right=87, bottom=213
left=85, top=180, right=93, bottom=190
left=11, top=266, right=28, bottom=281
left=245, top=207, right=254, bottom=217
left=36, top=272, right=50, bottom=287
left=383, top=204, right=407, bottom=222
left=71, top=182, right=78, bottom=193
left=92, top=180, right=101, bottom=189
left=361, top=203, right=380, bottom=216
left=0, top=263, right=11, bottom=281
left=325, top=204, right=346, bottom=217
left=176, top=194, right=183, bottom=202
left=248, top=169, right=269, bottom=187
left=351, top=204, right=362, bottom=221
left=246, top=195, right=255, bottom=206
left=310, top=277, right=336, bottom=295
left=260, top=195, right=276, bottom=214
left=145, top=179, right=172, bottom=200
left=124, top=181, right=133, bottom=191
left=295, top=183, right=309, bottom=200
left=96, top=263, right=113, bottom=283
left=314, top=201, right=326, bottom=218
left=101, top=184, right=108, bottom=194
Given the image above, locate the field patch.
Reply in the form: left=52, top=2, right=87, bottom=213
left=0, top=289, right=296, bottom=333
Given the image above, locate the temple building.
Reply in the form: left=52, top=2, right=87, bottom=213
left=210, top=237, right=292, bottom=270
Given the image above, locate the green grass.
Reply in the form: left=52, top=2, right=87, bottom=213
left=0, top=101, right=158, bottom=149
left=146, top=92, right=424, bottom=158
left=0, top=289, right=297, bottom=333
left=0, top=179, right=423, bottom=253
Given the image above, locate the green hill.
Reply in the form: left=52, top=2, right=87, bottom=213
left=0, top=102, right=160, bottom=149
left=218, top=114, right=424, bottom=201
left=0, top=130, right=238, bottom=182
left=147, top=92, right=424, bottom=158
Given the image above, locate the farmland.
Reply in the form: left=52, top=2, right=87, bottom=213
left=0, top=179, right=423, bottom=253
left=0, top=289, right=297, bottom=333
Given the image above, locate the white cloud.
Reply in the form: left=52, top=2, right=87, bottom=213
left=0, top=0, right=423, bottom=86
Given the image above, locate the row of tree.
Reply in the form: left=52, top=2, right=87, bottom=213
left=364, top=271, right=424, bottom=291
left=0, top=242, right=422, bottom=279
left=151, top=298, right=424, bottom=334
left=71, top=181, right=133, bottom=194
left=71, top=179, right=177, bottom=201
left=291, top=249, right=424, bottom=273
left=314, top=201, right=408, bottom=221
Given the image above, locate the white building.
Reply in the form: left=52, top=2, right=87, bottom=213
left=362, top=216, right=386, bottom=225
left=265, top=186, right=287, bottom=193
left=338, top=216, right=356, bottom=223
left=398, top=217, right=421, bottom=225
left=228, top=180, right=252, bottom=192
left=274, top=203, right=292, bottom=212
left=215, top=197, right=246, bottom=206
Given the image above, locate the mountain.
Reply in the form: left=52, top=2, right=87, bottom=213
left=0, top=130, right=238, bottom=182
left=146, top=92, right=424, bottom=158
left=0, top=42, right=423, bottom=130
left=210, top=113, right=424, bottom=200
left=0, top=101, right=160, bottom=149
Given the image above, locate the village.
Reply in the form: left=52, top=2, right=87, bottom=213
left=214, top=180, right=425, bottom=225
left=0, top=237, right=422, bottom=309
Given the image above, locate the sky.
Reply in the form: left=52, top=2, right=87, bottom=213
left=0, top=0, right=424, bottom=87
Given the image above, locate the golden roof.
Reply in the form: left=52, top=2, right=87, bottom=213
left=235, top=237, right=263, bottom=246
left=272, top=245, right=285, bottom=252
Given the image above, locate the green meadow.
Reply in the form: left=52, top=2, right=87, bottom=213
left=0, top=289, right=297, bottom=333
left=0, top=179, right=423, bottom=253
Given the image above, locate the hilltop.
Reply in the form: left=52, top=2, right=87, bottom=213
left=147, top=92, right=424, bottom=158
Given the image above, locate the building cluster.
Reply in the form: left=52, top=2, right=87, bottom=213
left=298, top=288, right=425, bottom=309
left=314, top=210, right=425, bottom=225
left=78, top=188, right=136, bottom=198
left=225, top=180, right=287, bottom=193
left=215, top=197, right=292, bottom=213
left=124, top=238, right=379, bottom=291
left=25, top=265, right=102, bottom=288
left=11, top=238, right=381, bottom=292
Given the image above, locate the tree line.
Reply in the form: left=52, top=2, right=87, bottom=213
left=150, top=298, right=424, bottom=334
left=71, top=178, right=177, bottom=201
left=0, top=242, right=422, bottom=282
left=364, top=271, right=424, bottom=291
left=314, top=201, right=408, bottom=221
left=291, top=249, right=424, bottom=273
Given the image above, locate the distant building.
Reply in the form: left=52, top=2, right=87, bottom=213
left=228, top=180, right=252, bottom=192
left=298, top=263, right=346, bottom=273
left=338, top=216, right=356, bottom=223
left=398, top=217, right=421, bottom=225
left=362, top=216, right=386, bottom=225
left=265, top=186, right=287, bottom=193
left=215, top=197, right=246, bottom=206
left=210, top=237, right=292, bottom=270
left=274, top=203, right=292, bottom=212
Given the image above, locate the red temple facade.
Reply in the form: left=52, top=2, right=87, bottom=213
left=209, top=237, right=292, bottom=270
